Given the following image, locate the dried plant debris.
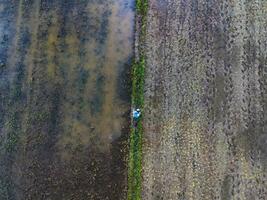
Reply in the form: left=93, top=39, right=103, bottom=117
left=142, top=0, right=267, bottom=199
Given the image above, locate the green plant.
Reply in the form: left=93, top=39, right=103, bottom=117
left=128, top=0, right=148, bottom=199
left=136, top=0, right=148, bottom=16
left=128, top=119, right=143, bottom=200
left=132, top=57, right=145, bottom=108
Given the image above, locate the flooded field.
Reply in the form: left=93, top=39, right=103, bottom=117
left=0, top=0, right=134, bottom=199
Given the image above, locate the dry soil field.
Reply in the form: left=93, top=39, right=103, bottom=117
left=142, top=0, right=267, bottom=199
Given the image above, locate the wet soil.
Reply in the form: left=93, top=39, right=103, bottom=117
left=0, top=0, right=134, bottom=199
left=142, top=0, right=267, bottom=199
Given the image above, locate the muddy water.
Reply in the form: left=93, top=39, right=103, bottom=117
left=0, top=0, right=134, bottom=199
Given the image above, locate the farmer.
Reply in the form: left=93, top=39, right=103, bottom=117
left=133, top=108, right=141, bottom=120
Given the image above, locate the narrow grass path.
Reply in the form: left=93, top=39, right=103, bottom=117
left=127, top=0, right=148, bottom=199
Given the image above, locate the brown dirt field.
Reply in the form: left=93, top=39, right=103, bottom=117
left=142, top=0, right=267, bottom=199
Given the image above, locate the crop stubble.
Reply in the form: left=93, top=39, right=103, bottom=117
left=142, top=0, right=267, bottom=199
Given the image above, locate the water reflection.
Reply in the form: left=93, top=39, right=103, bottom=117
left=0, top=0, right=134, bottom=199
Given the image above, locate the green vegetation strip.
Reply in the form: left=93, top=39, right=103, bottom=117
left=128, top=0, right=148, bottom=200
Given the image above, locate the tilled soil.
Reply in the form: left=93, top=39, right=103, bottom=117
left=142, top=0, right=267, bottom=199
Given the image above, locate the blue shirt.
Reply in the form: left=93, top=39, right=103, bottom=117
left=133, top=111, right=141, bottom=119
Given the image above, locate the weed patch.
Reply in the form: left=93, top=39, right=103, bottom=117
left=127, top=0, right=148, bottom=199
